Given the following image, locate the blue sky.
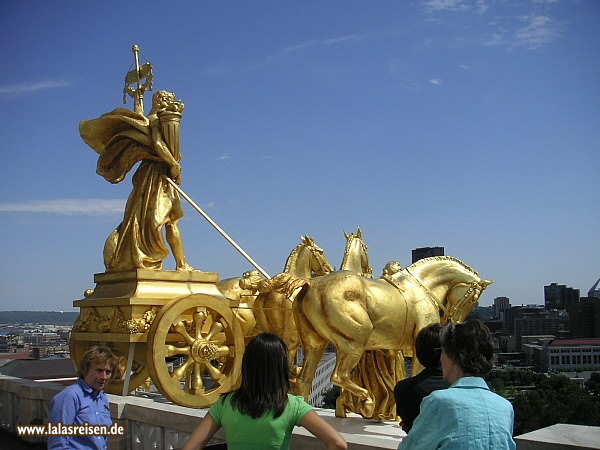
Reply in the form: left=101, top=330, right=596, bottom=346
left=0, top=0, right=598, bottom=311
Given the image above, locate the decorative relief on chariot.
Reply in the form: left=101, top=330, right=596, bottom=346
left=73, top=307, right=125, bottom=333
left=120, top=307, right=158, bottom=334
left=72, top=308, right=99, bottom=333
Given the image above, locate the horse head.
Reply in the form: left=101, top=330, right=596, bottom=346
left=341, top=227, right=372, bottom=278
left=301, top=235, right=333, bottom=276
left=444, top=278, right=494, bottom=323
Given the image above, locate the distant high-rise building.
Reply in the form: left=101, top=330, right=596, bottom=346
left=569, top=296, right=600, bottom=338
left=412, top=246, right=444, bottom=263
left=511, top=305, right=569, bottom=349
left=544, top=283, right=580, bottom=311
left=493, top=297, right=511, bottom=321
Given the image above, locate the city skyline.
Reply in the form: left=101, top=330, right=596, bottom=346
left=0, top=1, right=598, bottom=311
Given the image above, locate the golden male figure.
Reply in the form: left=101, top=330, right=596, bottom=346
left=80, top=90, right=194, bottom=272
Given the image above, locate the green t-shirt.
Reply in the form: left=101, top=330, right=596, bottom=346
left=208, top=393, right=313, bottom=450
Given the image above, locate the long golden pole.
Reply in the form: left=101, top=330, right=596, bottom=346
left=132, top=44, right=143, bottom=114
left=165, top=177, right=271, bottom=279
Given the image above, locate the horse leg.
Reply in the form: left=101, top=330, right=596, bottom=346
left=296, top=338, right=326, bottom=399
left=293, top=304, right=327, bottom=399
left=330, top=349, right=374, bottom=417
left=287, top=330, right=302, bottom=380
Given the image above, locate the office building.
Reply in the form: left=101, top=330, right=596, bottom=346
left=411, top=246, right=444, bottom=263
left=513, top=307, right=568, bottom=350
left=569, top=296, right=600, bottom=338
left=544, top=338, right=600, bottom=372
left=493, top=296, right=511, bottom=323
left=544, top=283, right=580, bottom=311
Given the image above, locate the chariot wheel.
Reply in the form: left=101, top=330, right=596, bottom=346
left=146, top=294, right=244, bottom=408
left=69, top=337, right=149, bottom=394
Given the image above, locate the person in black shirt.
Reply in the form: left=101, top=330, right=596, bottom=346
left=393, top=323, right=450, bottom=432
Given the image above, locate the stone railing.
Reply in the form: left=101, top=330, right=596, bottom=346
left=2, top=375, right=599, bottom=449
left=0, top=375, right=401, bottom=449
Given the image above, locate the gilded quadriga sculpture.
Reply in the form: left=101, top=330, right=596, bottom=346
left=71, top=46, right=493, bottom=418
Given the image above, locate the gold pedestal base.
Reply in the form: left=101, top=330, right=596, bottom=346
left=72, top=269, right=222, bottom=340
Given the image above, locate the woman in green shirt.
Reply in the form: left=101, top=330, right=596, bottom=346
left=183, top=333, right=347, bottom=450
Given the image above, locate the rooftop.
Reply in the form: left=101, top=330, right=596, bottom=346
left=549, top=338, right=600, bottom=346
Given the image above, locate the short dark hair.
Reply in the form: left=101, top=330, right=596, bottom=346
left=415, top=323, right=444, bottom=368
left=78, top=344, right=118, bottom=378
left=441, top=319, right=493, bottom=376
left=230, top=333, right=290, bottom=418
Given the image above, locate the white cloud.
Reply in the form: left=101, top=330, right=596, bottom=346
left=0, top=199, right=125, bottom=216
left=423, top=0, right=469, bottom=12
left=248, top=34, right=365, bottom=71
left=460, top=64, right=471, bottom=70
left=0, top=79, right=73, bottom=96
left=476, top=0, right=490, bottom=15
left=198, top=62, right=232, bottom=77
left=218, top=154, right=230, bottom=161
left=514, top=15, right=559, bottom=49
left=482, top=15, right=560, bottom=50
left=429, top=79, right=444, bottom=85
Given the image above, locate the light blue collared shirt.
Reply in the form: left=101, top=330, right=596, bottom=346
left=398, top=376, right=516, bottom=450
left=48, top=379, right=112, bottom=450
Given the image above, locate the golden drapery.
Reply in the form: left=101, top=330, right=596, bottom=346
left=80, top=108, right=182, bottom=272
left=339, top=350, right=405, bottom=420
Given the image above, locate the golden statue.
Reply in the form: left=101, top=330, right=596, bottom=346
left=340, top=228, right=372, bottom=277
left=335, top=232, right=404, bottom=420
left=279, top=256, right=491, bottom=417
left=253, top=236, right=333, bottom=367
left=217, top=270, right=263, bottom=337
left=79, top=46, right=193, bottom=272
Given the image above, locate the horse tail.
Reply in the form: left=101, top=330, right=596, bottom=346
left=257, top=273, right=309, bottom=298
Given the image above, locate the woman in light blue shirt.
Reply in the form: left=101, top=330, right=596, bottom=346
left=398, top=320, right=516, bottom=450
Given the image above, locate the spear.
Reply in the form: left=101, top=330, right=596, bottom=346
left=123, top=44, right=153, bottom=114
left=131, top=45, right=143, bottom=114
left=165, top=177, right=271, bottom=279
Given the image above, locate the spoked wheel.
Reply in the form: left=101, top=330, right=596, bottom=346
left=69, top=337, right=149, bottom=394
left=146, top=294, right=244, bottom=408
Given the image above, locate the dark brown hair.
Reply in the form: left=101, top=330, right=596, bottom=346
left=229, top=333, right=290, bottom=418
left=415, top=323, right=444, bottom=368
left=441, top=319, right=493, bottom=376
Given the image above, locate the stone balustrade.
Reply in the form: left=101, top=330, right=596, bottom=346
left=2, top=375, right=599, bottom=449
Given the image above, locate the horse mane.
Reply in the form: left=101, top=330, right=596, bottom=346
left=283, top=243, right=303, bottom=272
left=404, top=256, right=479, bottom=277
left=341, top=233, right=360, bottom=267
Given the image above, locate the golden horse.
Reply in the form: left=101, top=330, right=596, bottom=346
left=253, top=236, right=333, bottom=366
left=340, top=228, right=372, bottom=277
left=338, top=230, right=404, bottom=420
left=289, top=256, right=492, bottom=416
left=216, top=270, right=264, bottom=337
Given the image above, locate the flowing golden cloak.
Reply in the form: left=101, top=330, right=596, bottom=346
left=339, top=350, right=405, bottom=420
left=80, top=108, right=182, bottom=271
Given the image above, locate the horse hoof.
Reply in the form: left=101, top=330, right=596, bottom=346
left=335, top=399, right=347, bottom=418
left=363, top=397, right=375, bottom=417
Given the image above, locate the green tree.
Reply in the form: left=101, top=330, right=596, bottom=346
left=585, top=372, right=600, bottom=399
left=320, top=385, right=340, bottom=409
left=487, top=369, right=600, bottom=435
